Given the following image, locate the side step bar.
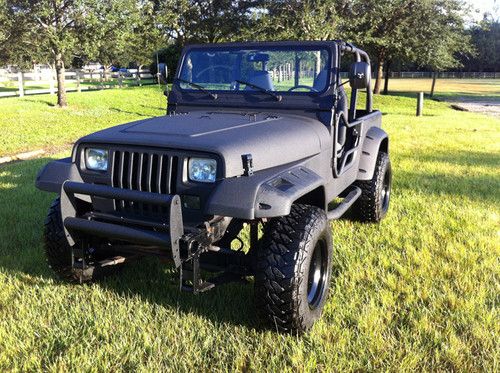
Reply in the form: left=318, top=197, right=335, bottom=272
left=327, top=186, right=362, bottom=220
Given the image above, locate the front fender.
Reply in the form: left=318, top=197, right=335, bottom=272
left=35, top=157, right=84, bottom=193
left=206, top=163, right=323, bottom=220
left=357, top=126, right=389, bottom=180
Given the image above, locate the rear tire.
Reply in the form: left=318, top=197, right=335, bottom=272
left=44, top=198, right=117, bottom=282
left=353, top=151, right=392, bottom=222
left=254, top=204, right=333, bottom=333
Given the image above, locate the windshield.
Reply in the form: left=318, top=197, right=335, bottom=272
left=178, top=46, right=330, bottom=94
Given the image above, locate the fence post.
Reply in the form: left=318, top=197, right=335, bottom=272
left=416, top=92, right=424, bottom=117
left=76, top=71, right=81, bottom=92
left=49, top=71, right=55, bottom=95
left=17, top=72, right=24, bottom=97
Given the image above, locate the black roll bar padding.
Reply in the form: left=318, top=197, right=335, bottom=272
left=60, top=181, right=183, bottom=265
left=349, top=51, right=362, bottom=121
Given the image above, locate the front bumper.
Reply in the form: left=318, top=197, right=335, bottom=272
left=60, top=181, right=184, bottom=267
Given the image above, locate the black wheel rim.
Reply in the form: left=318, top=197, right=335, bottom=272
left=307, top=239, right=328, bottom=309
left=380, top=168, right=391, bottom=212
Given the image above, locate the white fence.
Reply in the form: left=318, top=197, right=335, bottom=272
left=269, top=67, right=500, bottom=81
left=338, top=71, right=500, bottom=79
left=0, top=68, right=155, bottom=98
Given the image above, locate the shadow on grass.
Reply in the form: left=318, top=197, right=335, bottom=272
left=434, top=92, right=500, bottom=103
left=396, top=150, right=500, bottom=203
left=401, top=150, right=500, bottom=169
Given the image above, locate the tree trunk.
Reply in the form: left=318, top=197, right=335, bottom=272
left=430, top=72, right=437, bottom=97
left=373, top=52, right=385, bottom=95
left=55, top=53, right=67, bottom=107
left=383, top=60, right=391, bottom=95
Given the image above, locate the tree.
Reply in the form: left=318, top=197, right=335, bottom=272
left=3, top=0, right=145, bottom=107
left=0, top=1, right=8, bottom=61
left=0, top=0, right=43, bottom=68
left=166, top=0, right=255, bottom=44
left=340, top=0, right=423, bottom=94
left=408, top=0, right=473, bottom=96
left=464, top=16, right=500, bottom=72
left=254, top=0, right=339, bottom=41
left=4, top=1, right=89, bottom=106
left=339, top=0, right=472, bottom=95
left=104, top=1, right=177, bottom=70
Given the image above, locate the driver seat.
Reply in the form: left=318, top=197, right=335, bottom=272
left=244, top=71, right=274, bottom=91
left=313, top=69, right=328, bottom=91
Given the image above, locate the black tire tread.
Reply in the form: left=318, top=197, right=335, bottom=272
left=254, top=204, right=330, bottom=333
left=353, top=151, right=391, bottom=222
left=43, top=198, right=117, bottom=282
left=43, top=197, right=81, bottom=281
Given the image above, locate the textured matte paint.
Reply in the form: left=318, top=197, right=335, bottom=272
left=35, top=158, right=84, bottom=193
left=75, top=111, right=330, bottom=178
left=357, top=126, right=389, bottom=180
left=36, top=41, right=389, bottom=223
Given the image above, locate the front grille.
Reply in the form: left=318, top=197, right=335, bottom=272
left=111, top=150, right=178, bottom=214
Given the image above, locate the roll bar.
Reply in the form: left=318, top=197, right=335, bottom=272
left=339, top=42, right=373, bottom=118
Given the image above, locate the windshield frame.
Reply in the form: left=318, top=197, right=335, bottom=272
left=174, top=43, right=334, bottom=97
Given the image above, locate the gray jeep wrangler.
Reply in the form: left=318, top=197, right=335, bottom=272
left=36, top=41, right=391, bottom=333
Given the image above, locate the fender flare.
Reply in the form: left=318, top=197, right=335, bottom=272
left=35, top=157, right=84, bottom=194
left=206, top=163, right=324, bottom=220
left=357, top=126, right=389, bottom=181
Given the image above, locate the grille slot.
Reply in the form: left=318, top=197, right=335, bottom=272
left=112, top=150, right=176, bottom=215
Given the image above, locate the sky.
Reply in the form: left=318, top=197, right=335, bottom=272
left=468, top=0, right=499, bottom=20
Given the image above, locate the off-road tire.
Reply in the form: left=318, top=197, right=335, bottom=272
left=254, top=204, right=333, bottom=333
left=353, top=151, right=392, bottom=222
left=44, top=198, right=117, bottom=282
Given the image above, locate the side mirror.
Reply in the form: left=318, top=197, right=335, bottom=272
left=349, top=61, right=371, bottom=89
left=158, top=63, right=168, bottom=84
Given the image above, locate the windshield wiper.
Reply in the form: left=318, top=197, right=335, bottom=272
left=235, top=79, right=282, bottom=102
left=175, top=78, right=218, bottom=100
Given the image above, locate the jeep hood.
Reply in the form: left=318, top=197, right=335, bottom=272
left=77, top=111, right=330, bottom=177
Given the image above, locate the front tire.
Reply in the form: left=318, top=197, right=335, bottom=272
left=43, top=198, right=118, bottom=282
left=254, top=204, right=333, bottom=333
left=353, top=151, right=392, bottom=222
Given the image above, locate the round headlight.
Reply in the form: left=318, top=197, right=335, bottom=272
left=85, top=148, right=109, bottom=171
left=188, top=158, right=217, bottom=183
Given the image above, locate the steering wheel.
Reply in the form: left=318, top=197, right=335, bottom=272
left=288, top=85, right=318, bottom=92
left=195, top=65, right=233, bottom=79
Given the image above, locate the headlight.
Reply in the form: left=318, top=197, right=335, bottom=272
left=188, top=158, right=217, bottom=183
left=85, top=148, right=109, bottom=171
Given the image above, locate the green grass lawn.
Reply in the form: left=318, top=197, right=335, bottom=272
left=0, top=85, right=499, bottom=371
left=0, top=85, right=166, bottom=157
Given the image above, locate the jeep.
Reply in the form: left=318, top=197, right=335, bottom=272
left=36, top=40, right=392, bottom=333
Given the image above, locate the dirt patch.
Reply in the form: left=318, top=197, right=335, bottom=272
left=447, top=99, right=500, bottom=118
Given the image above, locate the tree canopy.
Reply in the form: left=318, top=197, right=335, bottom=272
left=1, top=0, right=496, bottom=106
